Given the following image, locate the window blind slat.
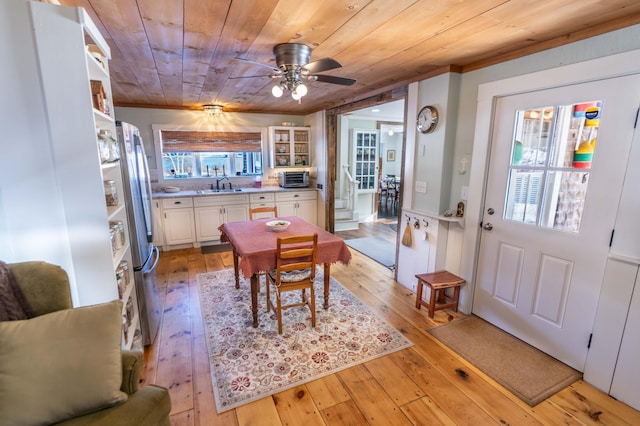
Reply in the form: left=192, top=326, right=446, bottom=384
left=160, top=130, right=262, bottom=152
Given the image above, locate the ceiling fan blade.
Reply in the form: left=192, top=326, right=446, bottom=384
left=228, top=74, right=276, bottom=80
left=303, top=57, right=342, bottom=74
left=234, top=57, right=282, bottom=74
left=313, top=74, right=356, bottom=86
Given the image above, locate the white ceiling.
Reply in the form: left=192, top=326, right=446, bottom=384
left=345, top=99, right=405, bottom=122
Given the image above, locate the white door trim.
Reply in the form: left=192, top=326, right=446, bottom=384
left=461, top=48, right=640, bottom=315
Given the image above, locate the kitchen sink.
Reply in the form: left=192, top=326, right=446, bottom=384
left=196, top=188, right=243, bottom=194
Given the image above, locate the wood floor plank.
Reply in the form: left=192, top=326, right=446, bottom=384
left=273, top=385, right=325, bottom=426
left=549, top=382, right=640, bottom=426
left=388, top=348, right=498, bottom=425
left=155, top=256, right=194, bottom=415
left=169, top=410, right=195, bottom=426
left=320, top=400, right=368, bottom=425
left=235, top=397, right=281, bottom=425
left=364, top=355, right=425, bottom=406
left=337, top=364, right=412, bottom=425
left=305, top=375, right=351, bottom=410
left=400, top=396, right=458, bottom=426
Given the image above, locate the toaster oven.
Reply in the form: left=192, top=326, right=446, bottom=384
left=279, top=171, right=309, bottom=188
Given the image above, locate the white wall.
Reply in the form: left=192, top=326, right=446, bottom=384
left=0, top=0, right=75, bottom=300
left=380, top=131, right=401, bottom=177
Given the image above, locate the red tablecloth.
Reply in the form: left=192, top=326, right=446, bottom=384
left=220, top=216, right=351, bottom=278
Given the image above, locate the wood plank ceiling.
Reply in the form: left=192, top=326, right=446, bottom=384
left=58, top=0, right=640, bottom=115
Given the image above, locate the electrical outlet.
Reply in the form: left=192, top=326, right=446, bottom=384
left=461, top=186, right=469, bottom=201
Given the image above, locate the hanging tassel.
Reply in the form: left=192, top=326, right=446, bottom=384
left=402, top=223, right=412, bottom=247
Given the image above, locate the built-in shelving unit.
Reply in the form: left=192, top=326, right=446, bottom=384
left=269, top=126, right=311, bottom=167
left=29, top=2, right=141, bottom=350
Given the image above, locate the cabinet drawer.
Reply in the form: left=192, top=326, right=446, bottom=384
left=194, top=194, right=249, bottom=207
left=275, top=191, right=317, bottom=202
left=162, top=197, right=193, bottom=209
left=249, top=192, right=275, bottom=203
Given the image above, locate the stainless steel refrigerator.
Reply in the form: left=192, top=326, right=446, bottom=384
left=116, top=121, right=161, bottom=346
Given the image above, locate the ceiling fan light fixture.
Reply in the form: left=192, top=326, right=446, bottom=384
left=272, top=84, right=284, bottom=97
left=295, top=83, right=307, bottom=97
left=203, top=104, right=223, bottom=115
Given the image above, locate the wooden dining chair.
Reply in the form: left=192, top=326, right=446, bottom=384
left=247, top=206, right=279, bottom=286
left=249, top=206, right=278, bottom=220
left=266, top=234, right=318, bottom=334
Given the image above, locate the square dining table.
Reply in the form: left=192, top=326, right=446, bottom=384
left=219, top=216, right=352, bottom=327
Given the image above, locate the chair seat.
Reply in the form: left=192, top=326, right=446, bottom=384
left=268, top=268, right=312, bottom=283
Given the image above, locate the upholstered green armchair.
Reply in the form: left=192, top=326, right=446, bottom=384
left=0, top=261, right=171, bottom=426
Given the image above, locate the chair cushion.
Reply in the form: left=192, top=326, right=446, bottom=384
left=0, top=300, right=127, bottom=426
left=268, top=267, right=312, bottom=283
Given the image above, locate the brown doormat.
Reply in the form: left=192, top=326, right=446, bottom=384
left=428, top=315, right=582, bottom=406
left=201, top=243, right=232, bottom=254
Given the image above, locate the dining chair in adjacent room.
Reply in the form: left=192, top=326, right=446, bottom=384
left=266, top=234, right=318, bottom=334
left=249, top=206, right=278, bottom=220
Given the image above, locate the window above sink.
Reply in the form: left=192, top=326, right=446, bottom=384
left=153, top=125, right=267, bottom=185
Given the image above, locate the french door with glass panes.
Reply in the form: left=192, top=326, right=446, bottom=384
left=474, top=75, right=640, bottom=371
left=352, top=129, right=378, bottom=193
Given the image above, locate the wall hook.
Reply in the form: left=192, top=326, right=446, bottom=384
left=414, top=218, right=420, bottom=229
left=405, top=214, right=411, bottom=224
left=422, top=219, right=429, bottom=228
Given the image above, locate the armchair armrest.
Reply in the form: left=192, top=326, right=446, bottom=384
left=121, top=350, right=143, bottom=395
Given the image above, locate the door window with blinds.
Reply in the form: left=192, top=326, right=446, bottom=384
left=505, top=101, right=601, bottom=233
left=158, top=130, right=263, bottom=179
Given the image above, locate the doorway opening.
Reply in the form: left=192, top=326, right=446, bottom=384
left=331, top=98, right=406, bottom=270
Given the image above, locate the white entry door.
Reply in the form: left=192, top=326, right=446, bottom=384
left=473, top=75, right=640, bottom=371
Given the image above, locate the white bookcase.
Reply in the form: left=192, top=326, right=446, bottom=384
left=29, top=2, right=141, bottom=349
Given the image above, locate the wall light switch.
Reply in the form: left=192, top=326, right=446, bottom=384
left=461, top=185, right=469, bottom=201
left=415, top=181, right=427, bottom=193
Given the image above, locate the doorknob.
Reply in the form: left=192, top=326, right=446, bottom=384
left=483, top=223, right=494, bottom=231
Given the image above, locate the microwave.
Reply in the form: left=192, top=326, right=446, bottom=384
left=279, top=171, right=309, bottom=188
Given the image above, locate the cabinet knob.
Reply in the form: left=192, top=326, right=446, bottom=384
left=174, top=201, right=182, bottom=204
left=294, top=194, right=299, bottom=198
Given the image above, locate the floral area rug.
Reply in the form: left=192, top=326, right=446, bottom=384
left=197, top=269, right=413, bottom=413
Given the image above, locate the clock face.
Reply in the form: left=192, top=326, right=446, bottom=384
left=417, top=105, right=438, bottom=134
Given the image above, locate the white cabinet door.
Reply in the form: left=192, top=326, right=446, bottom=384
left=296, top=199, right=317, bottom=224
left=193, top=195, right=249, bottom=242
left=225, top=204, right=249, bottom=223
left=275, top=191, right=317, bottom=224
left=194, top=207, right=223, bottom=242
left=163, top=208, right=195, bottom=245
left=278, top=201, right=297, bottom=217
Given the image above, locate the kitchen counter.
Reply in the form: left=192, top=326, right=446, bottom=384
left=152, top=186, right=317, bottom=199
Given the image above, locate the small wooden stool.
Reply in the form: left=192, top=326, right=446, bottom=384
left=415, top=271, right=465, bottom=318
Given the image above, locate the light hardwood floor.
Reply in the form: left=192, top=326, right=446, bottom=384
left=143, top=241, right=640, bottom=425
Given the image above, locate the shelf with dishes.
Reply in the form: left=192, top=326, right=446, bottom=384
left=269, top=126, right=311, bottom=168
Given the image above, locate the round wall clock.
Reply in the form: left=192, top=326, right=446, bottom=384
left=417, top=105, right=439, bottom=134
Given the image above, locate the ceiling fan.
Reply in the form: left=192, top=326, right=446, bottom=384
left=233, top=43, right=356, bottom=100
